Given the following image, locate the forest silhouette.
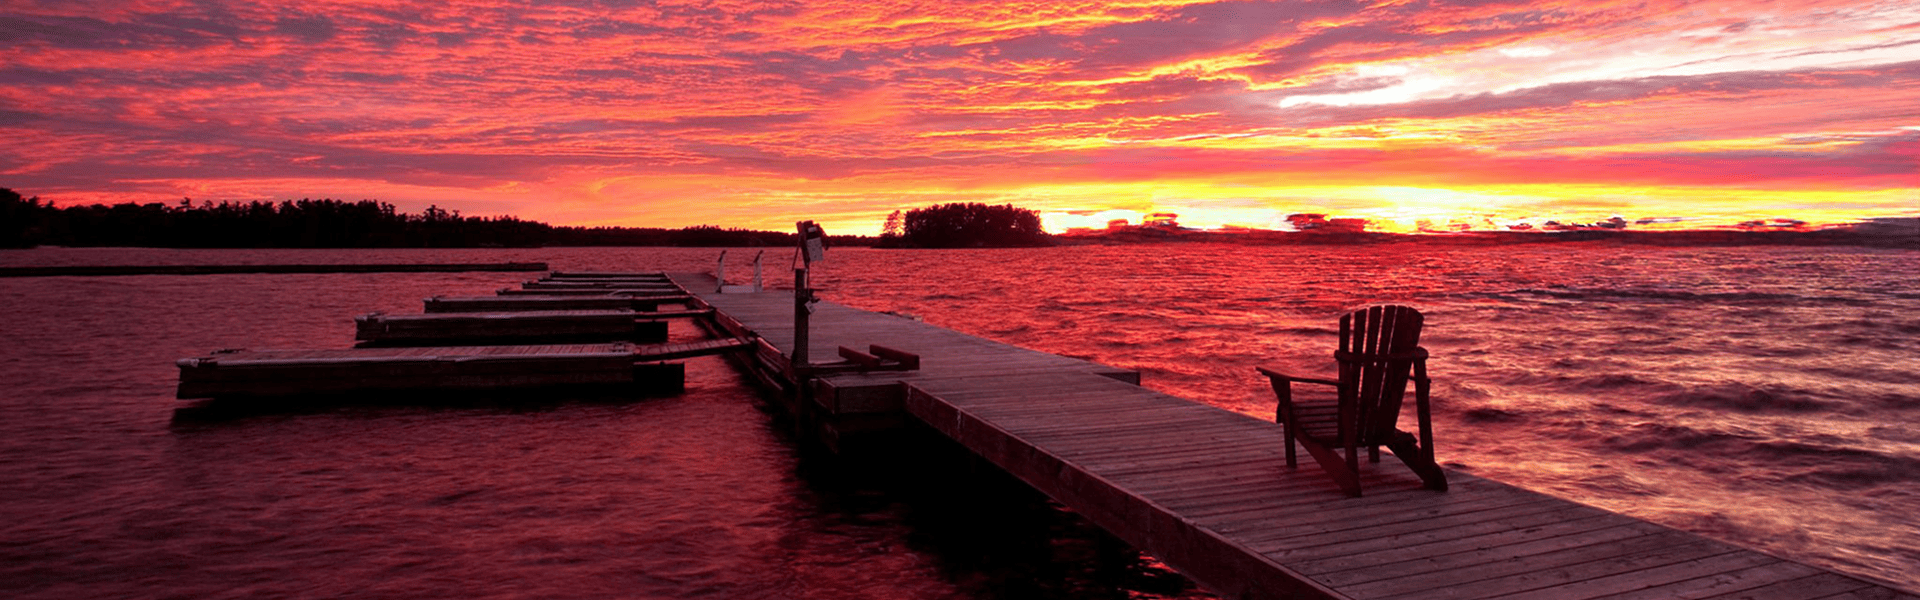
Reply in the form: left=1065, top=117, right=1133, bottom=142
left=0, top=188, right=851, bottom=249
left=5, top=188, right=1908, bottom=250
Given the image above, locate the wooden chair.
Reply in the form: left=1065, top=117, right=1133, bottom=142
left=1257, top=305, right=1448, bottom=497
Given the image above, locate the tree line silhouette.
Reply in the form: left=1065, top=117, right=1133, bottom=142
left=0, top=188, right=866, bottom=249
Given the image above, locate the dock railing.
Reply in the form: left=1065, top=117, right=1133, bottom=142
left=715, top=250, right=766, bottom=293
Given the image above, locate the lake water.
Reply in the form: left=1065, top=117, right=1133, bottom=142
left=2, top=243, right=1915, bottom=597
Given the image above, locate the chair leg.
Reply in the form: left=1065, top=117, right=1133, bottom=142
left=1345, top=437, right=1360, bottom=485
left=1286, top=428, right=1297, bottom=469
left=1340, top=390, right=1359, bottom=488
left=1271, top=379, right=1297, bottom=469
left=1415, top=375, right=1436, bottom=466
left=1297, top=437, right=1362, bottom=497
left=1408, top=374, right=1445, bottom=490
left=1384, top=432, right=1448, bottom=491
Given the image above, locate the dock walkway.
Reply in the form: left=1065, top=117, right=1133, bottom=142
left=669, top=272, right=1912, bottom=600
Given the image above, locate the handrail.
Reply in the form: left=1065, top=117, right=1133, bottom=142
left=751, top=250, right=765, bottom=291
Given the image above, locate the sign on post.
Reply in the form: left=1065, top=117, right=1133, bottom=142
left=798, top=221, right=826, bottom=265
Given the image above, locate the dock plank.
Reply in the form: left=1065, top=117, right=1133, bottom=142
left=1274, top=505, right=1623, bottom=569
left=1361, top=536, right=1746, bottom=599
left=1581, top=562, right=1837, bottom=600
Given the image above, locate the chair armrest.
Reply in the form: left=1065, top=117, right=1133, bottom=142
left=1256, top=365, right=1339, bottom=387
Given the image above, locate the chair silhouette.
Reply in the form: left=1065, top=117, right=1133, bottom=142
left=1257, top=305, right=1447, bottom=497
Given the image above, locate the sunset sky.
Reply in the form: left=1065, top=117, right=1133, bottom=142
left=2, top=0, right=1915, bottom=234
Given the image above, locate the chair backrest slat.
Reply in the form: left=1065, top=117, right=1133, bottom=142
left=1336, top=305, right=1424, bottom=445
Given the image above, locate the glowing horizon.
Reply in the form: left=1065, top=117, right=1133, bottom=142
left=3, top=0, right=1915, bottom=236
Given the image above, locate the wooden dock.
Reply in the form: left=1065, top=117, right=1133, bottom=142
left=547, top=270, right=667, bottom=278
left=424, top=294, right=694, bottom=313
left=177, top=340, right=746, bottom=399
left=518, top=280, right=683, bottom=291
left=668, top=272, right=1915, bottom=600
left=354, top=309, right=712, bottom=345
left=177, top=272, right=747, bottom=400
left=0, top=262, right=548, bottom=277
left=495, top=287, right=690, bottom=296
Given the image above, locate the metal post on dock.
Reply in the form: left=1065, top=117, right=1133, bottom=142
left=715, top=250, right=728, bottom=293
left=792, top=221, right=825, bottom=369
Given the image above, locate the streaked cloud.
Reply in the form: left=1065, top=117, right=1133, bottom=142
left=2, top=0, right=1914, bottom=234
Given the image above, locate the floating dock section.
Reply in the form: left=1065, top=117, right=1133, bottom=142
left=354, top=308, right=712, bottom=345
left=177, top=339, right=746, bottom=398
left=424, top=294, right=694, bottom=313
left=517, top=280, right=682, bottom=291
left=1, top=262, right=548, bottom=277
left=178, top=343, right=678, bottom=398
left=178, top=272, right=747, bottom=400
left=547, top=270, right=669, bottom=278
left=495, top=286, right=690, bottom=296
left=668, top=271, right=1914, bottom=600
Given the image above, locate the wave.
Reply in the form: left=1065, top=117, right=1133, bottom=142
left=1649, top=382, right=1840, bottom=413
left=1754, top=441, right=1920, bottom=490
left=1590, top=421, right=1918, bottom=488
left=1805, top=365, right=1920, bottom=386
left=1597, top=421, right=1730, bottom=453
left=1490, top=371, right=1862, bottom=416
left=1494, top=370, right=1683, bottom=395
left=1248, top=325, right=1334, bottom=337
left=1472, top=287, right=1873, bottom=306
left=1460, top=406, right=1527, bottom=423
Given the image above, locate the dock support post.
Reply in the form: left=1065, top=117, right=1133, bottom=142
left=715, top=250, right=728, bottom=292
left=793, top=267, right=810, bottom=368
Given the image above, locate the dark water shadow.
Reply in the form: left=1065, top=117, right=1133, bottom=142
left=764, top=407, right=1215, bottom=599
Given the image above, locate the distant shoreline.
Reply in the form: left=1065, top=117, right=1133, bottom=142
left=0, top=262, right=550, bottom=278
left=1056, top=223, right=1920, bottom=249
